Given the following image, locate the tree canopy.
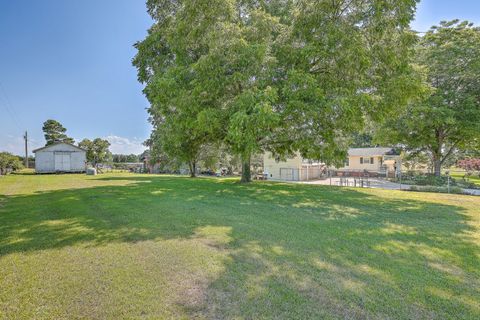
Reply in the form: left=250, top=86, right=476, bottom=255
left=379, top=20, right=480, bottom=176
left=0, top=152, right=23, bottom=175
left=78, top=138, right=111, bottom=167
left=42, top=119, right=75, bottom=146
left=134, top=0, right=420, bottom=182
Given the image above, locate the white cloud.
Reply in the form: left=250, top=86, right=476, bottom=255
left=104, top=135, right=147, bottom=155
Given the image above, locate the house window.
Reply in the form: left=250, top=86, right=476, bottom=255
left=361, top=157, right=372, bottom=164
left=370, top=157, right=374, bottom=164
left=345, top=158, right=349, bottom=167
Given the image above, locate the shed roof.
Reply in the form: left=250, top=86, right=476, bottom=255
left=33, top=142, right=86, bottom=153
left=348, top=147, right=397, bottom=157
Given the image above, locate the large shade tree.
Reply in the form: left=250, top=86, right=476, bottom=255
left=135, top=0, right=420, bottom=182
left=379, top=21, right=480, bottom=176
left=134, top=0, right=227, bottom=177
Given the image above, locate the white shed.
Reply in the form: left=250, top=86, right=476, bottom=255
left=33, top=142, right=87, bottom=173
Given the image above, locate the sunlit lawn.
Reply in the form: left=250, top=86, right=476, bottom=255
left=451, top=171, right=480, bottom=186
left=0, top=173, right=479, bottom=319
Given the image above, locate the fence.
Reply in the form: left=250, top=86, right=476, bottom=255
left=277, top=167, right=479, bottom=193
left=279, top=167, right=395, bottom=182
left=332, top=169, right=391, bottom=178
left=394, top=169, right=480, bottom=191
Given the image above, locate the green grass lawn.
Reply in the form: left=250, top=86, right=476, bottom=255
left=451, top=171, right=480, bottom=186
left=0, top=173, right=479, bottom=319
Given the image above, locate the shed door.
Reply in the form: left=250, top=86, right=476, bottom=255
left=55, top=153, right=63, bottom=170
left=62, top=153, right=71, bottom=171
left=55, top=152, right=71, bottom=171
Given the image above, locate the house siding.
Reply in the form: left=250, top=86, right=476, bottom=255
left=263, top=152, right=303, bottom=180
left=34, top=143, right=86, bottom=173
left=339, top=156, right=383, bottom=171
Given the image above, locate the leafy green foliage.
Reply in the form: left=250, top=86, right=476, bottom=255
left=402, top=151, right=431, bottom=171
left=399, top=171, right=479, bottom=190
left=135, top=0, right=420, bottom=181
left=112, top=154, right=140, bottom=163
left=401, top=172, right=453, bottom=186
left=269, top=0, right=421, bottom=163
left=351, top=133, right=375, bottom=148
left=409, top=185, right=465, bottom=194
left=379, top=21, right=480, bottom=175
left=42, top=119, right=74, bottom=146
left=0, top=152, right=23, bottom=175
left=78, top=138, right=111, bottom=167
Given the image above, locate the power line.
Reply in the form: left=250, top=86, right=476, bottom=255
left=0, top=81, right=23, bottom=131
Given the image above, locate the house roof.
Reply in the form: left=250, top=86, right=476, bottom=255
left=348, top=147, right=397, bottom=157
left=33, top=142, right=87, bottom=153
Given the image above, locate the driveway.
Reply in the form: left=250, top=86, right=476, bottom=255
left=464, top=188, right=480, bottom=196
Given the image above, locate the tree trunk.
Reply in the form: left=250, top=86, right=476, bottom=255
left=240, top=155, right=251, bottom=183
left=433, top=155, right=442, bottom=177
left=189, top=160, right=197, bottom=178
left=432, top=130, right=443, bottom=177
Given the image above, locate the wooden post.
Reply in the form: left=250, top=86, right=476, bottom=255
left=24, top=131, right=28, bottom=168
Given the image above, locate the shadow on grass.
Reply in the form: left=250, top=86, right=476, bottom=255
left=1, top=175, right=479, bottom=318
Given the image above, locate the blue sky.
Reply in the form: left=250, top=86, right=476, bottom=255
left=1, top=0, right=479, bottom=155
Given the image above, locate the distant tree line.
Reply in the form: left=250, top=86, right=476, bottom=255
left=112, top=154, right=140, bottom=163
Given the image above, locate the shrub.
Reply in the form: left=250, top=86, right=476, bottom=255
left=0, top=152, right=24, bottom=175
left=455, top=179, right=479, bottom=190
left=457, top=158, right=480, bottom=172
left=414, top=175, right=454, bottom=186
left=398, top=173, right=455, bottom=187
left=409, top=185, right=465, bottom=194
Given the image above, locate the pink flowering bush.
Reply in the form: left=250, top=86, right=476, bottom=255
left=457, top=158, right=480, bottom=172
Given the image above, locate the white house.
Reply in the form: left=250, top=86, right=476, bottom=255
left=264, top=147, right=401, bottom=181
left=263, top=152, right=326, bottom=181
left=336, top=147, right=402, bottom=177
left=33, top=142, right=87, bottom=173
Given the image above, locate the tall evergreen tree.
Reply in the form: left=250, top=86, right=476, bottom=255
left=42, top=119, right=74, bottom=146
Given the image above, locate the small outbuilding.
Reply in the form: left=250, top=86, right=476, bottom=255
left=33, top=142, right=87, bottom=173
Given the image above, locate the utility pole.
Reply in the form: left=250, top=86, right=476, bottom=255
left=24, top=131, right=28, bottom=168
